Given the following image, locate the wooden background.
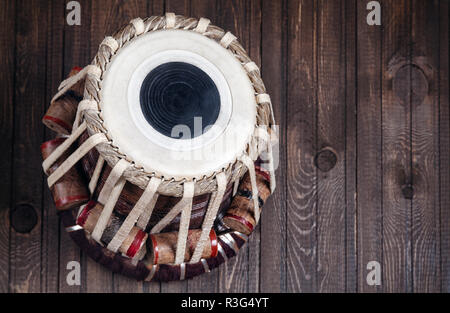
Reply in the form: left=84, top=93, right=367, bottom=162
left=0, top=0, right=449, bottom=293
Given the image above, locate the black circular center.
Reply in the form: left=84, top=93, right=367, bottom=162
left=140, top=62, right=220, bottom=139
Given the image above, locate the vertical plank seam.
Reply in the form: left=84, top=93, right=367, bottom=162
left=350, top=0, right=359, bottom=292
left=258, top=0, right=262, bottom=293
left=439, top=0, right=450, bottom=293
left=437, top=0, right=443, bottom=291
left=435, top=0, right=442, bottom=289
left=437, top=0, right=441, bottom=293
left=379, top=0, right=384, bottom=293
left=247, top=0, right=251, bottom=292
left=285, top=0, right=293, bottom=291
left=80, top=0, right=91, bottom=294
left=408, top=0, right=413, bottom=292
left=354, top=0, right=359, bottom=292
left=83, top=0, right=96, bottom=293
left=282, top=0, right=288, bottom=293
left=409, top=0, right=414, bottom=292
left=7, top=0, right=19, bottom=293
left=57, top=0, right=69, bottom=293
left=314, top=0, right=319, bottom=290
left=343, top=0, right=348, bottom=292
left=40, top=0, right=51, bottom=293
left=447, top=0, right=449, bottom=292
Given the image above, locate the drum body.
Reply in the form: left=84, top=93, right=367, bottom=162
left=42, top=13, right=277, bottom=282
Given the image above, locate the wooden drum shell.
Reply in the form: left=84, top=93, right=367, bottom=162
left=76, top=201, right=147, bottom=259
left=41, top=138, right=90, bottom=211
left=146, top=229, right=218, bottom=265
left=222, top=165, right=271, bottom=235
left=60, top=209, right=245, bottom=282
left=79, top=131, right=234, bottom=233
left=42, top=67, right=84, bottom=135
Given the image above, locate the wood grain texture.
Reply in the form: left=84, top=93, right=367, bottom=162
left=215, top=0, right=248, bottom=293
left=316, top=0, right=347, bottom=292
left=10, top=0, right=48, bottom=293
left=214, top=0, right=263, bottom=293
left=260, top=0, right=287, bottom=293
left=381, top=0, right=412, bottom=293
left=148, top=0, right=164, bottom=16
left=439, top=0, right=450, bottom=293
left=344, top=0, right=357, bottom=293
left=42, top=0, right=64, bottom=293
left=244, top=0, right=262, bottom=294
left=0, top=0, right=15, bottom=293
left=286, top=0, right=318, bottom=293
left=59, top=0, right=92, bottom=293
left=411, top=0, right=441, bottom=293
left=0, top=0, right=448, bottom=293
left=356, top=0, right=383, bottom=292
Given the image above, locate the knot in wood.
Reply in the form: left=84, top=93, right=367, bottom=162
left=10, top=203, right=38, bottom=233
left=401, top=184, right=414, bottom=200
left=392, top=64, right=428, bottom=106
left=314, top=148, right=337, bottom=172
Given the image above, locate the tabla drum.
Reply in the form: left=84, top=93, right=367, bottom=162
left=41, top=13, right=277, bottom=282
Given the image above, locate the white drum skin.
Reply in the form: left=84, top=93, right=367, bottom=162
left=101, top=29, right=256, bottom=180
left=127, top=49, right=232, bottom=152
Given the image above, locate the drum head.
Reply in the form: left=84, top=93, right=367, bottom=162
left=100, top=29, right=256, bottom=181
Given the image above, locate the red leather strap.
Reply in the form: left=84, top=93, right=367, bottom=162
left=126, top=229, right=146, bottom=258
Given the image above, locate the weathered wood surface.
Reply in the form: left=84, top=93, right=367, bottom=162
left=0, top=0, right=448, bottom=293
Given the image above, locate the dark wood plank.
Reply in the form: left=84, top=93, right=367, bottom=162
left=42, top=0, right=65, bottom=293
left=245, top=0, right=262, bottom=293
left=356, top=0, right=383, bottom=292
left=215, top=0, right=262, bottom=292
left=0, top=0, right=15, bottom=293
left=286, top=0, right=318, bottom=293
left=439, top=0, right=450, bottom=293
left=63, top=0, right=93, bottom=74
left=260, top=0, right=287, bottom=293
left=59, top=0, right=92, bottom=293
left=166, top=0, right=190, bottom=16
left=10, top=0, right=49, bottom=293
left=344, top=0, right=357, bottom=293
left=411, top=0, right=441, bottom=292
left=148, top=0, right=164, bottom=17
left=380, top=0, right=412, bottom=293
left=316, top=0, right=346, bottom=292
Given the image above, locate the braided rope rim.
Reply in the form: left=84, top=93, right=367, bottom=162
left=81, top=14, right=275, bottom=197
